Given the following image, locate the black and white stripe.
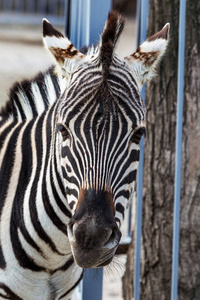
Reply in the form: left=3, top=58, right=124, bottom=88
left=58, top=55, right=145, bottom=224
left=0, top=67, right=83, bottom=299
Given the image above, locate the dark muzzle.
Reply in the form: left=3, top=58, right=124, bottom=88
left=67, top=189, right=121, bottom=268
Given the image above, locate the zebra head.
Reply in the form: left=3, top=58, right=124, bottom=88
left=43, top=11, right=169, bottom=268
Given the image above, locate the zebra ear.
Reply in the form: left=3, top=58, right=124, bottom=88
left=99, top=11, right=125, bottom=79
left=124, top=23, right=170, bottom=91
left=42, top=19, right=85, bottom=76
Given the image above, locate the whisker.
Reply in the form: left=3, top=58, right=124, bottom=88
left=103, top=255, right=126, bottom=279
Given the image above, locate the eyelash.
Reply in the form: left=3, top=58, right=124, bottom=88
left=57, top=124, right=70, bottom=141
left=131, top=127, right=146, bottom=144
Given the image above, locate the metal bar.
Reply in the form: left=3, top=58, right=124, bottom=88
left=171, top=1, right=186, bottom=299
left=80, top=0, right=90, bottom=47
left=134, top=0, right=149, bottom=299
left=135, top=0, right=141, bottom=49
left=69, top=0, right=78, bottom=46
left=26, top=0, right=35, bottom=13
left=37, top=0, right=46, bottom=14
left=89, top=0, right=112, bottom=45
left=76, top=0, right=82, bottom=50
left=64, top=0, right=71, bottom=37
left=0, top=12, right=65, bottom=25
left=82, top=268, right=103, bottom=300
left=84, top=0, right=90, bottom=46
left=48, top=0, right=58, bottom=15
left=14, top=0, right=24, bottom=12
left=2, top=0, right=13, bottom=11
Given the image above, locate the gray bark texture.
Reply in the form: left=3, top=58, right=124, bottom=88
left=122, top=0, right=200, bottom=299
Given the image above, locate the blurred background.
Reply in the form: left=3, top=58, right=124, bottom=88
left=0, top=0, right=136, bottom=106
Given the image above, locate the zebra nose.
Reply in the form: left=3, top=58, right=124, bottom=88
left=67, top=221, right=121, bottom=250
left=103, top=226, right=121, bottom=248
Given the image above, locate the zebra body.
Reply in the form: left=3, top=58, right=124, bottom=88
left=0, top=68, right=83, bottom=299
left=0, top=11, right=169, bottom=299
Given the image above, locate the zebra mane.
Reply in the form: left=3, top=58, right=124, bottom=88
left=0, top=66, right=65, bottom=121
left=99, top=11, right=125, bottom=79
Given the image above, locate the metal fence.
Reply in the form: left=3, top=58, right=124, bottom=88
left=134, top=1, right=186, bottom=300
left=0, top=0, right=65, bottom=25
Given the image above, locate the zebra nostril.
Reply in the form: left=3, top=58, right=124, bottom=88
left=67, top=223, right=73, bottom=240
left=104, top=227, right=121, bottom=248
left=67, top=222, right=77, bottom=241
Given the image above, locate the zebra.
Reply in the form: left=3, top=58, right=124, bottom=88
left=0, top=11, right=169, bottom=300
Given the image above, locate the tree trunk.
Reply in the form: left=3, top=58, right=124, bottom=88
left=123, top=0, right=200, bottom=299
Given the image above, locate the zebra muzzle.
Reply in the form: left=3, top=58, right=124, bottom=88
left=67, top=189, right=121, bottom=268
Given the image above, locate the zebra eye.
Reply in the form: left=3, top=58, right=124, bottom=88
left=131, top=127, right=146, bottom=144
left=57, top=124, right=70, bottom=141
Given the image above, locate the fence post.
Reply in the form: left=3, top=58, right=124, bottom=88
left=171, top=1, right=186, bottom=299
left=133, top=1, right=149, bottom=299
left=82, top=268, right=103, bottom=300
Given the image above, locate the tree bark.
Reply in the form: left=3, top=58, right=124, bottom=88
left=123, top=0, right=200, bottom=299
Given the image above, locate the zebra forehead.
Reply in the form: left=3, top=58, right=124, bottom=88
left=59, top=98, right=141, bottom=131
left=58, top=69, right=146, bottom=127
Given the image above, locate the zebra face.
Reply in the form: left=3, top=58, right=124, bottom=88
left=43, top=12, right=169, bottom=268
left=57, top=89, right=146, bottom=267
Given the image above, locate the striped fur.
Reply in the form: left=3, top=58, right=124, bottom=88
left=0, top=11, right=169, bottom=299
left=58, top=55, right=146, bottom=222
left=0, top=67, right=83, bottom=299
